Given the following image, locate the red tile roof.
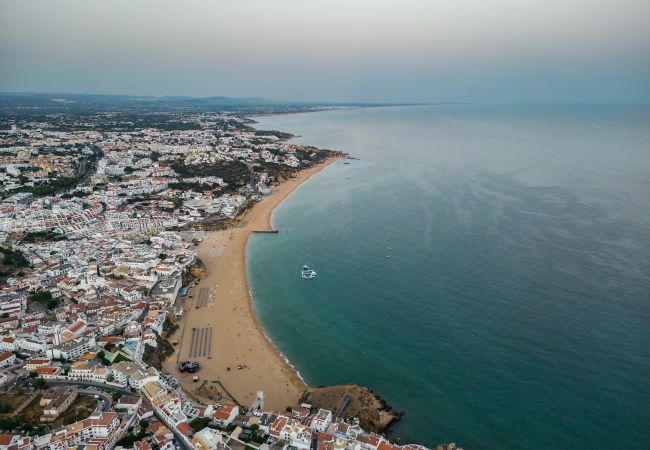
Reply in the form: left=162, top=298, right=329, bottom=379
left=0, top=434, right=15, bottom=446
left=176, top=422, right=191, bottom=435
left=213, top=403, right=236, bottom=421
left=270, top=416, right=288, bottom=435
left=378, top=442, right=402, bottom=450
left=134, top=441, right=152, bottom=450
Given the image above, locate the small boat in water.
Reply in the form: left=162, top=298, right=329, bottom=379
left=300, top=265, right=317, bottom=280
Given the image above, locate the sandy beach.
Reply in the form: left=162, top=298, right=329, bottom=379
left=164, top=156, right=342, bottom=411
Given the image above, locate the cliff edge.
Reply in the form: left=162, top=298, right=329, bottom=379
left=300, top=384, right=401, bottom=433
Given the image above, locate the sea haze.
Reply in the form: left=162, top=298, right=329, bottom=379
left=247, top=105, right=650, bottom=449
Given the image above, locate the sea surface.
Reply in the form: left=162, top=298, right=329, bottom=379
left=247, top=105, right=650, bottom=449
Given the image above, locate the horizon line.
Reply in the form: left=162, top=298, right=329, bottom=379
left=0, top=91, right=648, bottom=108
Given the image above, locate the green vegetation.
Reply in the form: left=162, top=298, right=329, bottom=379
left=0, top=394, right=28, bottom=414
left=116, top=431, right=148, bottom=448
left=19, top=166, right=43, bottom=173
left=142, top=334, right=174, bottom=370
left=163, top=316, right=179, bottom=335
left=60, top=397, right=97, bottom=425
left=126, top=194, right=158, bottom=205
left=0, top=246, right=29, bottom=282
left=247, top=433, right=266, bottom=444
left=112, top=353, right=132, bottom=364
left=190, top=417, right=213, bottom=431
left=171, top=160, right=249, bottom=190
left=60, top=190, right=91, bottom=199
left=32, top=378, right=47, bottom=390
left=10, top=176, right=82, bottom=197
left=165, top=192, right=184, bottom=208
left=254, top=129, right=293, bottom=140
left=0, top=392, right=97, bottom=434
left=0, top=416, right=19, bottom=432
left=4, top=396, right=41, bottom=434
left=30, top=291, right=60, bottom=310
left=21, top=230, right=67, bottom=242
left=168, top=181, right=214, bottom=193
left=171, top=196, right=184, bottom=208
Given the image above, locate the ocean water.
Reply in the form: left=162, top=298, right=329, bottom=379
left=247, top=105, right=650, bottom=449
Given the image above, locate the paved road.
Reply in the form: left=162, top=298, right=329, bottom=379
left=45, top=379, right=134, bottom=396
left=47, top=379, right=194, bottom=450
left=77, top=388, right=113, bottom=411
left=149, top=403, right=192, bottom=450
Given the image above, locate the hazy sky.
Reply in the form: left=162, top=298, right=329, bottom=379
left=1, top=0, right=649, bottom=103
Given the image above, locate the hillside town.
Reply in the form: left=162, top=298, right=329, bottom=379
left=0, top=109, right=459, bottom=450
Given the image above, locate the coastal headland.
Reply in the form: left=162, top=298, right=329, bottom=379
left=164, top=156, right=343, bottom=410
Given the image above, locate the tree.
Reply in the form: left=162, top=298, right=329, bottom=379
left=104, top=342, right=116, bottom=352
left=189, top=417, right=212, bottom=432
left=29, top=371, right=38, bottom=378
left=32, top=378, right=47, bottom=390
left=172, top=196, right=184, bottom=208
left=30, top=290, right=55, bottom=308
left=0, top=417, right=17, bottom=432
left=46, top=298, right=60, bottom=310
left=112, top=392, right=120, bottom=402
left=116, top=433, right=146, bottom=448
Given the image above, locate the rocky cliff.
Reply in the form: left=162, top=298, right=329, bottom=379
left=300, top=384, right=401, bottom=433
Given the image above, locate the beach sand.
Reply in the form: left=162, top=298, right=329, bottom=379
left=164, top=156, right=341, bottom=410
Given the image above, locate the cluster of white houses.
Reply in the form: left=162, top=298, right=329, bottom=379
left=0, top=114, right=457, bottom=450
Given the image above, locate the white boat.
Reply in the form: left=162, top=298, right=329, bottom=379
left=300, top=265, right=317, bottom=280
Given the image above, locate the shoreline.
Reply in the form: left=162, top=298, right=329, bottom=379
left=165, top=156, right=343, bottom=410
left=246, top=284, right=308, bottom=386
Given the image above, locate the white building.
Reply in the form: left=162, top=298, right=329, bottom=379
left=0, top=352, right=16, bottom=367
left=0, top=292, right=24, bottom=317
left=0, top=336, right=17, bottom=351
left=25, top=358, right=50, bottom=371
left=16, top=336, right=47, bottom=353
left=33, top=411, right=119, bottom=450
left=67, top=360, right=108, bottom=383
left=312, top=409, right=333, bottom=432
left=47, top=335, right=96, bottom=360
left=192, top=427, right=225, bottom=450
left=212, top=403, right=239, bottom=427
left=111, top=361, right=158, bottom=389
